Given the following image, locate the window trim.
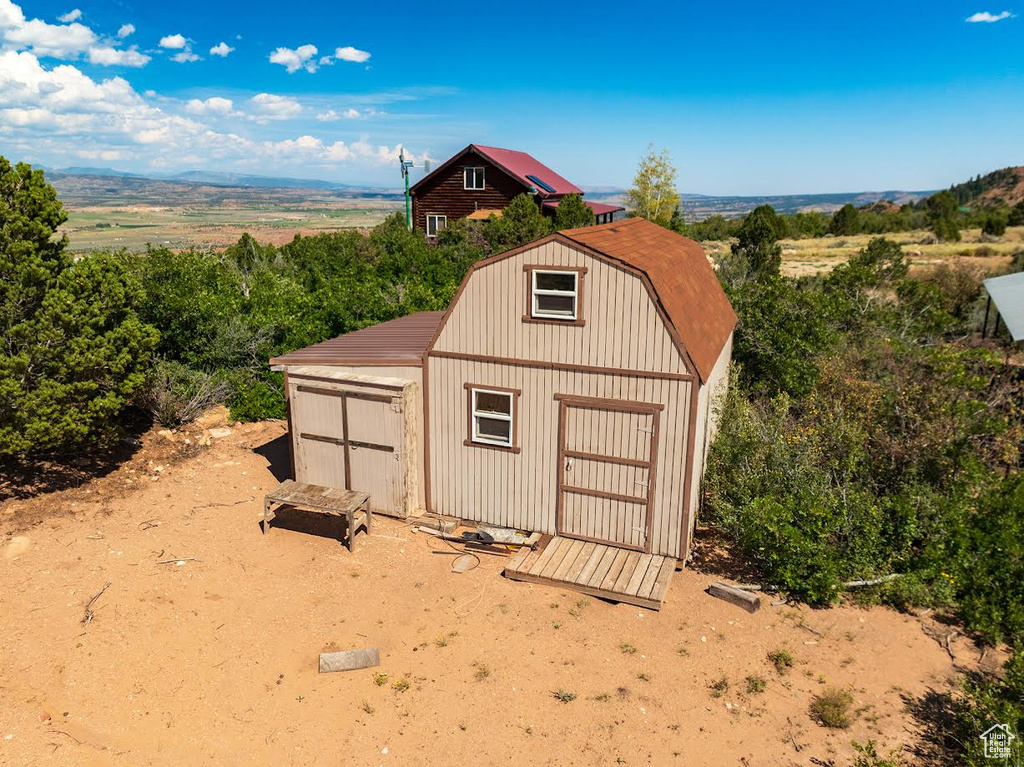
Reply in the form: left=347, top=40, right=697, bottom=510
left=463, top=383, right=521, bottom=453
left=522, top=264, right=588, bottom=327
left=425, top=213, right=447, bottom=238
left=463, top=166, right=485, bottom=190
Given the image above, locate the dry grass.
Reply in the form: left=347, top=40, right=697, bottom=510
left=704, top=225, right=1023, bottom=278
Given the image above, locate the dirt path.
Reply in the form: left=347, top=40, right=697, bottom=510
left=0, top=422, right=976, bottom=765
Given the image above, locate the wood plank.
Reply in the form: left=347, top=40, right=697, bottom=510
left=528, top=537, right=563, bottom=577
left=708, top=582, right=761, bottom=613
left=318, top=647, right=380, bottom=673
left=540, top=538, right=573, bottom=580
left=506, top=544, right=533, bottom=572
left=576, top=544, right=608, bottom=586
left=599, top=549, right=630, bottom=592
left=651, top=557, right=676, bottom=601
left=515, top=548, right=542, bottom=574
left=612, top=551, right=643, bottom=594
left=625, top=556, right=656, bottom=597
left=551, top=539, right=586, bottom=582
left=564, top=542, right=597, bottom=584
left=638, top=555, right=665, bottom=599
left=503, top=567, right=662, bottom=611
left=586, top=546, right=618, bottom=588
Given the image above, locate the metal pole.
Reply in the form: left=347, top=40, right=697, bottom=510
left=405, top=171, right=412, bottom=230
left=983, top=295, right=991, bottom=338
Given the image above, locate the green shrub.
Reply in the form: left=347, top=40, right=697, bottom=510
left=0, top=158, right=158, bottom=456
left=810, top=687, right=855, bottom=728
left=951, top=651, right=1024, bottom=765
left=953, top=474, right=1024, bottom=644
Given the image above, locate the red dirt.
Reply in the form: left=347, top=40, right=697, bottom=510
left=0, top=421, right=986, bottom=765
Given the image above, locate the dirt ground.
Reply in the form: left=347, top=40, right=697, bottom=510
left=0, top=421, right=990, bottom=766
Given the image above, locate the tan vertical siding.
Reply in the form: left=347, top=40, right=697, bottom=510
left=428, top=357, right=692, bottom=558
left=684, top=331, right=734, bottom=556
left=432, top=241, right=690, bottom=376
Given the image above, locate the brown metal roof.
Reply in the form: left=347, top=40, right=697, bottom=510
left=270, top=311, right=445, bottom=366
left=561, top=218, right=737, bottom=383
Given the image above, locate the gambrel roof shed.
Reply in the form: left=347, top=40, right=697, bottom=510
left=559, top=217, right=738, bottom=383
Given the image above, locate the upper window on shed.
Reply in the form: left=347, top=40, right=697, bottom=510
left=531, top=269, right=579, bottom=321
left=464, top=166, right=485, bottom=190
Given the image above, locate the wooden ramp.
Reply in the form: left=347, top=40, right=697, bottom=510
left=503, top=536, right=675, bottom=610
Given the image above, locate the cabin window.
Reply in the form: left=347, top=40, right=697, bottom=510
left=464, top=166, right=485, bottom=190
left=426, top=214, right=447, bottom=238
left=531, top=269, right=579, bottom=320
left=466, top=385, right=519, bottom=450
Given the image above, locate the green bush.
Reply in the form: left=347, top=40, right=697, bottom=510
left=953, top=474, right=1024, bottom=644
left=0, top=159, right=158, bottom=456
left=951, top=651, right=1024, bottom=765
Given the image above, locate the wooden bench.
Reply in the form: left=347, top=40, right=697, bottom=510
left=262, top=480, right=372, bottom=551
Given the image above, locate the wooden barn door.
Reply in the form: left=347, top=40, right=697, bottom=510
left=345, top=391, right=405, bottom=515
left=291, top=385, right=348, bottom=489
left=291, top=384, right=405, bottom=515
left=555, top=396, right=660, bottom=553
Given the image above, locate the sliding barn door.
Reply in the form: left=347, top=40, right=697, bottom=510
left=556, top=396, right=660, bottom=552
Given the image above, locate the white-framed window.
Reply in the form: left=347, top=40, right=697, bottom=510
left=464, top=166, right=485, bottom=190
left=531, top=269, right=579, bottom=320
left=470, top=387, right=514, bottom=447
left=426, top=214, right=447, bottom=238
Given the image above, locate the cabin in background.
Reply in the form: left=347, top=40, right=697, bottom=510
left=410, top=144, right=625, bottom=237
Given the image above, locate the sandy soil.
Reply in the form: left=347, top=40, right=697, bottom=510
left=0, top=422, right=987, bottom=766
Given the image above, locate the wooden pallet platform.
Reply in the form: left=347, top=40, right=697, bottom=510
left=503, top=536, right=675, bottom=610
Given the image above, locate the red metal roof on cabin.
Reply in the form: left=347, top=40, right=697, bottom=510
left=270, top=311, right=444, bottom=366
left=541, top=199, right=625, bottom=215
left=471, top=144, right=583, bottom=197
left=561, top=217, right=738, bottom=383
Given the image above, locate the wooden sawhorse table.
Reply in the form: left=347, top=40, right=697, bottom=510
left=262, top=480, right=372, bottom=551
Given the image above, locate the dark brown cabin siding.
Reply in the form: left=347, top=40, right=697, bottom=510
left=412, top=150, right=530, bottom=233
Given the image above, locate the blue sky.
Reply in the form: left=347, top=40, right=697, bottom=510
left=1, top=0, right=1021, bottom=194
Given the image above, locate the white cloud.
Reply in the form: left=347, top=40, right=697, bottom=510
left=209, top=41, right=234, bottom=57
left=185, top=96, right=234, bottom=116
left=158, top=33, right=187, bottom=49
left=117, top=23, right=134, bottom=38
left=171, top=49, right=199, bottom=63
left=88, top=45, right=150, bottom=67
left=0, top=0, right=98, bottom=59
left=335, top=45, right=370, bottom=63
left=57, top=8, right=81, bottom=22
left=269, top=43, right=318, bottom=73
left=249, top=92, right=303, bottom=120
left=316, top=107, right=378, bottom=121
left=965, top=10, right=1014, bottom=21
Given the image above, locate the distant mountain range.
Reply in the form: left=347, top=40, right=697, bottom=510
left=48, top=166, right=385, bottom=193
left=44, top=164, right=1022, bottom=218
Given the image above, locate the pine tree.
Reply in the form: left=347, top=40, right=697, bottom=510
left=553, top=194, right=595, bottom=230
left=0, top=158, right=158, bottom=456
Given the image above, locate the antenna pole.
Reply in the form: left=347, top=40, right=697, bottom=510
left=405, top=169, right=412, bottom=230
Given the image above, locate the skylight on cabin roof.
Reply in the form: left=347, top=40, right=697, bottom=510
left=526, top=174, right=556, bottom=193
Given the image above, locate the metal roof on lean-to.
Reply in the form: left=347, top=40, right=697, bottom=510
left=270, top=311, right=445, bottom=366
